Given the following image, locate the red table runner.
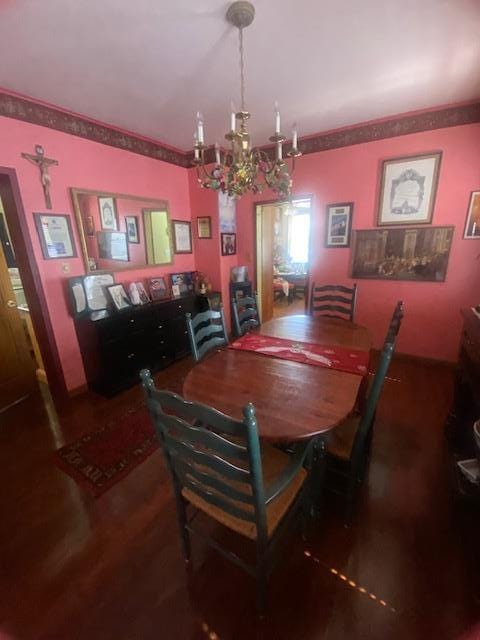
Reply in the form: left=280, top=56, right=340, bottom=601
left=229, top=333, right=369, bottom=376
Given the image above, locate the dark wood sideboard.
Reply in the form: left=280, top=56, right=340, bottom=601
left=74, top=294, right=198, bottom=396
left=448, top=308, right=480, bottom=503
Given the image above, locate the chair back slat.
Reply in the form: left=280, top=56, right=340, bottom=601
left=310, top=282, right=357, bottom=321
left=186, top=306, right=228, bottom=362
left=232, top=294, right=260, bottom=337
left=140, top=370, right=269, bottom=545
left=174, top=458, right=253, bottom=504
left=181, top=477, right=255, bottom=523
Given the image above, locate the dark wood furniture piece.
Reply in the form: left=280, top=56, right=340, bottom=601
left=141, top=369, right=314, bottom=614
left=74, top=294, right=198, bottom=396
left=325, top=301, right=404, bottom=519
left=448, top=309, right=480, bottom=503
left=232, top=294, right=260, bottom=337
left=183, top=315, right=371, bottom=442
left=230, top=281, right=253, bottom=321
left=309, top=283, right=358, bottom=322
left=185, top=307, right=228, bottom=362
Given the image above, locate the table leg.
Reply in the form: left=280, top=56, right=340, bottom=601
left=309, top=436, right=327, bottom=518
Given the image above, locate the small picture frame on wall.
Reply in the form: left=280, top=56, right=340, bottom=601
left=197, top=216, right=212, bottom=239
left=98, top=196, right=118, bottom=230
left=377, top=152, right=442, bottom=226
left=325, top=202, right=353, bottom=247
left=107, top=284, right=131, bottom=311
left=125, top=216, right=139, bottom=243
left=34, top=213, right=77, bottom=259
left=221, top=232, right=236, bottom=256
left=172, top=220, right=192, bottom=253
left=463, top=191, right=480, bottom=239
left=149, top=276, right=169, bottom=301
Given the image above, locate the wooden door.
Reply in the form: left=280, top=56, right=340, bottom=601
left=255, top=204, right=276, bottom=323
left=0, top=236, right=36, bottom=412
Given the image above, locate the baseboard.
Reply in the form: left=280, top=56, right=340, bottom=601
left=68, top=384, right=88, bottom=398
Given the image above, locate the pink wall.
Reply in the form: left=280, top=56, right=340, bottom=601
left=0, top=115, right=193, bottom=391
left=235, top=123, right=480, bottom=362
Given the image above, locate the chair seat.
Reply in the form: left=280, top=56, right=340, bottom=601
left=326, top=413, right=361, bottom=461
left=182, top=443, right=307, bottom=540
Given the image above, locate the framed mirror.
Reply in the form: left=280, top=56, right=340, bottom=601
left=71, top=188, right=173, bottom=273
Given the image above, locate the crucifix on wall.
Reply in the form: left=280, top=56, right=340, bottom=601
left=21, top=145, right=58, bottom=209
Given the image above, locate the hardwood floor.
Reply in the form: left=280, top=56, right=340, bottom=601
left=273, top=295, right=306, bottom=318
left=0, top=355, right=479, bottom=639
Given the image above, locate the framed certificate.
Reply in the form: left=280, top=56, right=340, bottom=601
left=34, top=214, right=77, bottom=259
left=172, top=220, right=192, bottom=253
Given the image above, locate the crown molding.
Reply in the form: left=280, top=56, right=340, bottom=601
left=1, top=91, right=478, bottom=169
left=0, top=91, right=189, bottom=167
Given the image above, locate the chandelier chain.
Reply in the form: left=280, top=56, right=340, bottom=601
left=239, top=27, right=245, bottom=110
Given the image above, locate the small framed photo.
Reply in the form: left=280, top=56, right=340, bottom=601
left=197, top=216, right=212, bottom=239
left=149, top=276, right=169, bottom=301
left=128, top=282, right=150, bottom=305
left=325, top=202, right=353, bottom=248
left=172, top=220, right=192, bottom=253
left=135, top=281, right=150, bottom=304
left=463, top=191, right=480, bottom=239
left=107, top=284, right=131, bottom=311
left=377, top=152, right=442, bottom=226
left=170, top=272, right=192, bottom=294
left=221, top=232, right=236, bottom=256
left=125, top=216, right=139, bottom=243
left=98, top=196, right=118, bottom=230
left=34, top=213, right=77, bottom=259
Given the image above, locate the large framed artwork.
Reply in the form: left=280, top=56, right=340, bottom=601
left=34, top=213, right=77, bottom=259
left=463, top=191, right=480, bottom=239
left=325, top=202, right=353, bottom=247
left=351, top=226, right=454, bottom=282
left=377, top=152, right=442, bottom=226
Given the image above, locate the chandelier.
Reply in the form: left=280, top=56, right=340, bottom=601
left=192, top=1, right=301, bottom=200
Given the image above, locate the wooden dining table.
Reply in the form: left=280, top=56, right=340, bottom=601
left=183, top=314, right=372, bottom=442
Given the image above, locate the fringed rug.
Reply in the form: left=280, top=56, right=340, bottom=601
left=54, top=405, right=158, bottom=497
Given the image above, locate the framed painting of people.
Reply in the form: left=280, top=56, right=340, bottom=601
left=377, top=152, right=442, bottom=226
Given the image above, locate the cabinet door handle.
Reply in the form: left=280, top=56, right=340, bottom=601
left=127, top=353, right=135, bottom=359
left=184, top=330, right=188, bottom=335
left=160, top=340, right=164, bottom=345
left=129, top=319, right=135, bottom=324
left=158, top=325, right=163, bottom=329
left=178, top=304, right=183, bottom=309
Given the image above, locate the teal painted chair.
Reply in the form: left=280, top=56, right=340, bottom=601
left=232, top=294, right=260, bottom=337
left=309, top=283, right=358, bottom=321
left=140, top=369, right=314, bottom=614
left=186, top=306, right=228, bottom=362
left=324, top=301, right=404, bottom=519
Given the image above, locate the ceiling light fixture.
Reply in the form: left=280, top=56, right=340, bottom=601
left=192, top=0, right=301, bottom=200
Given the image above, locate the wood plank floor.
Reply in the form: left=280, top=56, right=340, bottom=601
left=0, top=355, right=479, bottom=639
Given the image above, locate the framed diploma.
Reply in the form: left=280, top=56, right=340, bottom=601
left=34, top=214, right=77, bottom=259
left=172, top=220, right=192, bottom=254
left=377, top=152, right=442, bottom=226
left=197, top=216, right=212, bottom=239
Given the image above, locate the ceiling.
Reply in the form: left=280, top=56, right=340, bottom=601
left=0, top=0, right=479, bottom=152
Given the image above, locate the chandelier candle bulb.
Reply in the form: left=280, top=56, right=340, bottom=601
left=292, top=124, right=298, bottom=150
left=276, top=141, right=283, bottom=161
left=215, top=143, right=221, bottom=165
left=230, top=110, right=236, bottom=132
left=275, top=103, right=281, bottom=134
left=197, top=112, right=204, bottom=144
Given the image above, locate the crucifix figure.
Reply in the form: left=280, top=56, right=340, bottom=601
left=21, top=145, right=58, bottom=209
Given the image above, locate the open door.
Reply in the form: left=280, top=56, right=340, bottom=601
left=255, top=203, right=276, bottom=323
left=0, top=213, right=37, bottom=412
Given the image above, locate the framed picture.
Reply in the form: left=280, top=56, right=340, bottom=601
left=197, top=216, right=212, bottom=239
left=221, top=232, right=236, bottom=256
left=135, top=281, right=150, bottom=304
left=377, top=152, right=442, bottom=226
left=107, top=284, right=131, bottom=311
left=149, top=276, right=169, bottom=301
left=97, top=231, right=129, bottom=261
left=85, top=215, right=95, bottom=237
left=463, top=191, right=480, bottom=239
left=219, top=191, right=236, bottom=232
left=34, top=214, right=77, bottom=259
left=98, top=196, right=118, bottom=230
left=170, top=272, right=192, bottom=294
left=172, top=220, right=192, bottom=254
left=125, top=216, right=139, bottom=243
left=325, top=202, right=353, bottom=247
left=351, top=226, right=454, bottom=282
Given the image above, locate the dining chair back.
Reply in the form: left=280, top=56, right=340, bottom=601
left=309, top=282, right=358, bottom=321
left=325, top=300, right=403, bottom=519
left=140, top=368, right=313, bottom=614
left=186, top=306, right=228, bottom=362
left=232, top=294, right=260, bottom=336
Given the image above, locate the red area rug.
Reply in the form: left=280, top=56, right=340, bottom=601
left=55, top=406, right=159, bottom=497
left=229, top=333, right=369, bottom=376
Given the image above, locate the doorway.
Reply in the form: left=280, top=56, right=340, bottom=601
left=255, top=197, right=312, bottom=322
